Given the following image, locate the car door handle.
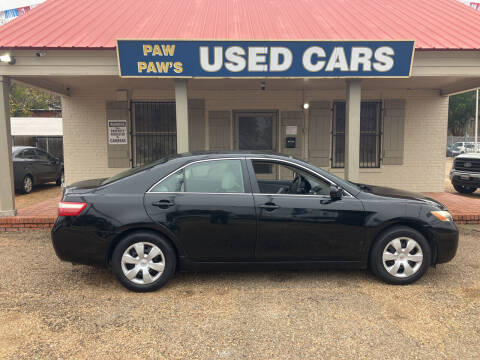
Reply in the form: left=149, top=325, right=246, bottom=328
left=152, top=200, right=174, bottom=209
left=260, top=202, right=279, bottom=211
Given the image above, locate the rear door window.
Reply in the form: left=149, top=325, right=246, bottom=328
left=35, top=150, right=50, bottom=161
left=151, top=159, right=245, bottom=193
left=152, top=170, right=184, bottom=192
left=23, top=149, right=37, bottom=160
left=185, top=159, right=245, bottom=193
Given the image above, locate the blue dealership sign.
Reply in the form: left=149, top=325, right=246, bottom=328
left=117, top=40, right=414, bottom=78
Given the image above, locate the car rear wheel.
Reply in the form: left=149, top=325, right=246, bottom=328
left=370, top=226, right=431, bottom=285
left=453, top=184, right=476, bottom=194
left=56, top=171, right=64, bottom=187
left=22, top=175, right=33, bottom=194
left=112, top=231, right=176, bottom=292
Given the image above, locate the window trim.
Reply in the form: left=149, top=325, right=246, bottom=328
left=148, top=157, right=356, bottom=198
left=147, top=158, right=250, bottom=194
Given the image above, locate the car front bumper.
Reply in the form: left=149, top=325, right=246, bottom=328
left=450, top=170, right=480, bottom=187
left=430, top=221, right=459, bottom=264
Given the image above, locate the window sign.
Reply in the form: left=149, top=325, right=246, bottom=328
left=286, top=126, right=298, bottom=135
left=117, top=40, right=415, bottom=78
left=108, top=120, right=128, bottom=145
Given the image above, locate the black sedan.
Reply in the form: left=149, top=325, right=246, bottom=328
left=51, top=152, right=458, bottom=292
left=12, top=146, right=64, bottom=194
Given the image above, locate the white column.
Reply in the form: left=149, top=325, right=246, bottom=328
left=174, top=79, right=189, bottom=153
left=345, top=79, right=361, bottom=182
left=475, top=88, right=479, bottom=150
left=0, top=76, right=16, bottom=216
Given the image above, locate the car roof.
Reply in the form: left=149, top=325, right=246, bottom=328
left=166, top=150, right=299, bottom=162
left=12, top=146, right=36, bottom=152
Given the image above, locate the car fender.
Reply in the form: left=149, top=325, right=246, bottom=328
left=107, top=222, right=187, bottom=263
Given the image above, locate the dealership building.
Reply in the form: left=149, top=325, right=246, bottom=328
left=1, top=0, right=480, bottom=215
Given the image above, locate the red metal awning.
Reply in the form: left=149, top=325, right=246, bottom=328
left=0, top=0, right=480, bottom=50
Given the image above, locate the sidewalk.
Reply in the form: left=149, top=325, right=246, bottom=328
left=425, top=192, right=480, bottom=224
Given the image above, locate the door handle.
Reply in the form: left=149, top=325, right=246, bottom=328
left=260, top=202, right=279, bottom=211
left=152, top=200, right=174, bottom=209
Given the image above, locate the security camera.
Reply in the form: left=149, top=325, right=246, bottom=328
left=261, top=81, right=266, bottom=91
left=35, top=51, right=47, bottom=57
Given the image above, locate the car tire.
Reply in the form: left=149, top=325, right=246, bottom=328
left=56, top=171, right=64, bottom=187
left=112, top=231, right=176, bottom=292
left=369, top=226, right=431, bottom=285
left=22, top=175, right=33, bottom=194
left=453, top=184, right=476, bottom=194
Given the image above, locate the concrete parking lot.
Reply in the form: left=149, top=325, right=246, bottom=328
left=0, top=227, right=479, bottom=360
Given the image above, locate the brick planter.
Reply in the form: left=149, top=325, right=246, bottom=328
left=0, top=216, right=56, bottom=231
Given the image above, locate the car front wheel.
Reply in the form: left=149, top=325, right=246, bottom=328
left=453, top=184, right=476, bottom=194
left=112, top=231, right=176, bottom=292
left=22, top=175, right=33, bottom=194
left=370, top=226, right=431, bottom=285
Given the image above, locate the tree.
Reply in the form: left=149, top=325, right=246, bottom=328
left=448, top=90, right=477, bottom=136
left=9, top=83, right=61, bottom=117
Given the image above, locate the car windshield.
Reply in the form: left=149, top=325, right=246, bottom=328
left=101, top=158, right=168, bottom=185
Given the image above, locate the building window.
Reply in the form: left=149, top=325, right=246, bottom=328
left=331, top=101, right=382, bottom=168
left=132, top=102, right=176, bottom=167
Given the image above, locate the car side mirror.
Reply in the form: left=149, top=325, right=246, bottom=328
left=330, top=185, right=343, bottom=201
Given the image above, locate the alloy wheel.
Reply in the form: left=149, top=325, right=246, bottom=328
left=382, top=237, right=423, bottom=278
left=24, top=177, right=33, bottom=193
left=120, top=242, right=165, bottom=285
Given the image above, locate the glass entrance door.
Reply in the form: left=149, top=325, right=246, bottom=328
left=234, top=112, right=277, bottom=151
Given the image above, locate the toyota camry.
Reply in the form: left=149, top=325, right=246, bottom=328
left=51, top=152, right=458, bottom=292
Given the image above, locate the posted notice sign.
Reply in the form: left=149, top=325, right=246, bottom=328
left=117, top=39, right=415, bottom=78
left=108, top=120, right=128, bottom=145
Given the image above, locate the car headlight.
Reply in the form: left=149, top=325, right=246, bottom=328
left=431, top=210, right=453, bottom=222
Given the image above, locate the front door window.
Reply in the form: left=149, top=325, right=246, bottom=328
left=251, top=160, right=331, bottom=196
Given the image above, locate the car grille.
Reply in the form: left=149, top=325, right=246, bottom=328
left=454, top=158, right=480, bottom=172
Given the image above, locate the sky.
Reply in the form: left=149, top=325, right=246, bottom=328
left=0, top=0, right=45, bottom=12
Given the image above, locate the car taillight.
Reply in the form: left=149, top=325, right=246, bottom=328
left=58, top=201, right=87, bottom=216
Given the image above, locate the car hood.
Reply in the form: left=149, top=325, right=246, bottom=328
left=454, top=152, right=480, bottom=160
left=356, top=184, right=446, bottom=209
